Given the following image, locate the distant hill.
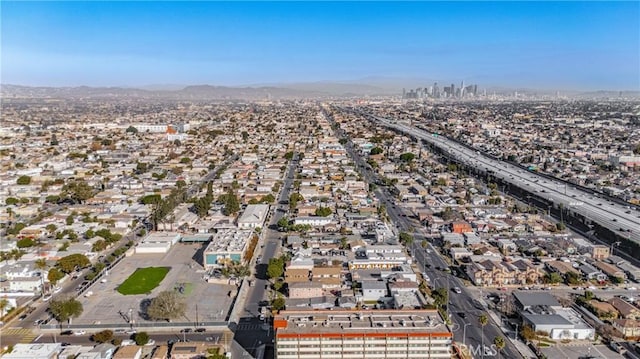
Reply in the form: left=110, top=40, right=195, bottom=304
left=2, top=83, right=638, bottom=100
left=0, top=83, right=368, bottom=100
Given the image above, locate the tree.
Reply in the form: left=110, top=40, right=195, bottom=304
left=284, top=151, right=294, bottom=160
left=479, top=313, right=489, bottom=355
left=35, top=258, right=48, bottom=294
left=16, top=238, right=35, bottom=248
left=272, top=295, right=286, bottom=311
left=315, top=206, right=332, bottom=217
left=147, top=290, right=187, bottom=322
left=520, top=324, right=536, bottom=342
left=0, top=298, right=9, bottom=316
left=56, top=254, right=90, bottom=274
left=289, top=193, right=304, bottom=210
left=370, top=147, right=383, bottom=155
left=222, top=189, right=240, bottom=215
left=399, top=232, right=414, bottom=247
left=494, top=336, right=506, bottom=355
left=543, top=272, right=562, bottom=285
left=45, top=224, right=57, bottom=234
left=92, top=330, right=114, bottom=343
left=61, top=180, right=94, bottom=203
left=556, top=222, right=566, bottom=231
left=125, top=126, right=138, bottom=134
left=277, top=217, right=290, bottom=231
left=48, top=268, right=65, bottom=286
left=50, top=133, right=59, bottom=146
left=399, top=152, right=415, bottom=163
left=5, top=197, right=19, bottom=206
left=565, top=271, right=583, bottom=285
left=432, top=288, right=448, bottom=307
left=65, top=215, right=74, bottom=226
left=134, top=332, right=150, bottom=345
left=49, top=296, right=83, bottom=327
left=339, top=237, right=348, bottom=250
left=260, top=193, right=275, bottom=204
left=16, top=175, right=32, bottom=185
left=267, top=257, right=285, bottom=281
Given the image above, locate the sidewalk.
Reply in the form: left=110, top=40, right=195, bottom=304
left=486, top=308, right=537, bottom=359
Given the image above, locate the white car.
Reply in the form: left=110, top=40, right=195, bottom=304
left=73, top=330, right=86, bottom=336
left=145, top=339, right=156, bottom=346
left=627, top=287, right=637, bottom=291
left=42, top=295, right=52, bottom=302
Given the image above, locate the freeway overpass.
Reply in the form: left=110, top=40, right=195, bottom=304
left=351, top=111, right=640, bottom=257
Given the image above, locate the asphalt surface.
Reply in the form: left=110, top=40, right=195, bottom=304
left=232, top=153, right=299, bottom=358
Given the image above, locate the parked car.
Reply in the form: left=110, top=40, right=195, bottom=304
left=195, top=328, right=206, bottom=333
left=73, top=330, right=86, bottom=336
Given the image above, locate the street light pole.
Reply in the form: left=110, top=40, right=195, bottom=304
left=610, top=241, right=621, bottom=255
left=463, top=322, right=471, bottom=347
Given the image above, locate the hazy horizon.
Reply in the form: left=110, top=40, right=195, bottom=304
left=2, top=1, right=639, bottom=91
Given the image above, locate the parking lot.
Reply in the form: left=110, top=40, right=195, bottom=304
left=540, top=344, right=624, bottom=359
left=74, top=242, right=235, bottom=326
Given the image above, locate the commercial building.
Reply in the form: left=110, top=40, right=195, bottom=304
left=237, top=204, right=270, bottom=229
left=203, top=229, right=253, bottom=269
left=135, top=232, right=181, bottom=254
left=274, top=309, right=452, bottom=359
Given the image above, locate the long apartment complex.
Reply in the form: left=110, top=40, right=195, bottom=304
left=273, top=309, right=452, bottom=359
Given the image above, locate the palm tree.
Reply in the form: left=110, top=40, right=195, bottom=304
left=34, top=258, right=48, bottom=295
left=0, top=297, right=9, bottom=317
left=493, top=336, right=506, bottom=358
left=478, top=314, right=489, bottom=358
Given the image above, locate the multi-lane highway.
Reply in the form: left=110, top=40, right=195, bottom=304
left=369, top=116, right=640, bottom=246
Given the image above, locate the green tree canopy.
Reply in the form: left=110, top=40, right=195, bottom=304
left=48, top=268, right=65, bottom=286
left=315, top=206, right=333, bottom=217
left=16, top=238, right=35, bottom=248
left=134, top=332, right=150, bottom=345
left=56, top=254, right=90, bottom=274
left=370, top=147, right=384, bottom=155
left=267, top=257, right=285, bottom=281
left=5, top=197, right=19, bottom=206
left=61, top=180, right=95, bottom=203
left=399, top=152, right=416, bottom=163
left=92, top=330, right=114, bottom=343
left=49, top=296, right=83, bottom=326
left=147, top=290, right=187, bottom=322
left=16, top=175, right=32, bottom=185
left=125, top=126, right=138, bottom=134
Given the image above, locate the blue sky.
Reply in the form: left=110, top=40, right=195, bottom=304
left=2, top=1, right=639, bottom=90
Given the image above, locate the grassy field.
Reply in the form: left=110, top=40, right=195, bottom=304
left=117, top=267, right=170, bottom=295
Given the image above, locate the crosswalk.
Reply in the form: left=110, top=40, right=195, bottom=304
left=0, top=328, right=37, bottom=343
left=236, top=323, right=264, bottom=331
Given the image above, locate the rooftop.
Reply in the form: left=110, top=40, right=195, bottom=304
left=274, top=309, right=451, bottom=336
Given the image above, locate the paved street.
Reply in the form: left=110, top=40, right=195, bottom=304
left=232, top=152, right=299, bottom=358
left=328, top=109, right=525, bottom=359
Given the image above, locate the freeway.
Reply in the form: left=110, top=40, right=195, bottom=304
left=373, top=117, right=640, bottom=246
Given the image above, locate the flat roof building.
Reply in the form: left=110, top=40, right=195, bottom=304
left=237, top=204, right=269, bottom=229
left=203, top=229, right=253, bottom=269
left=2, top=344, right=62, bottom=359
left=273, top=309, right=452, bottom=359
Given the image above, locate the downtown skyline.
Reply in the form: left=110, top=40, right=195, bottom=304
left=1, top=1, right=639, bottom=91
